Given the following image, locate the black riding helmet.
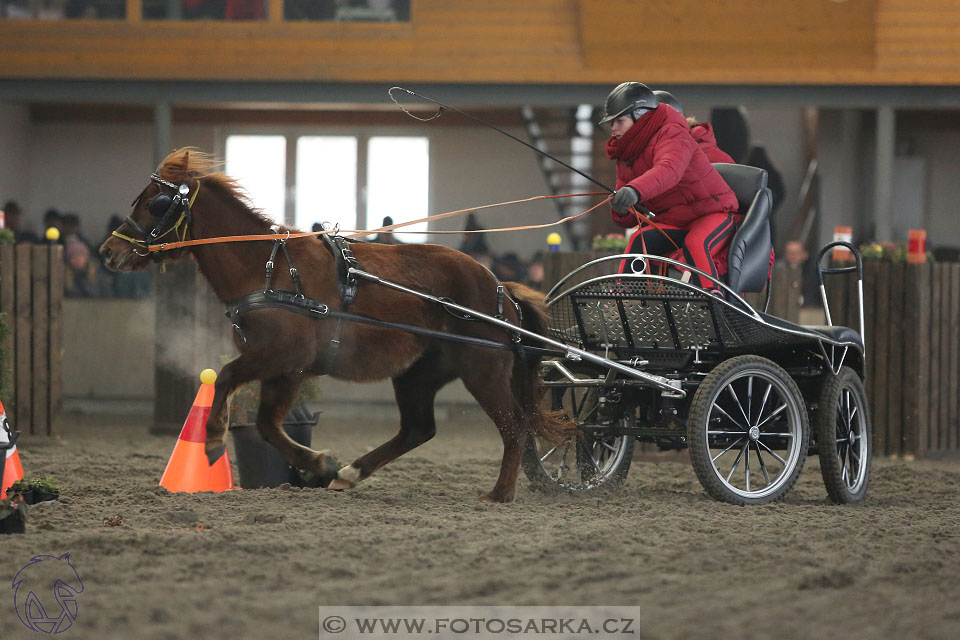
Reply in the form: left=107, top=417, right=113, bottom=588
left=598, top=82, right=658, bottom=125
left=653, top=90, right=683, bottom=115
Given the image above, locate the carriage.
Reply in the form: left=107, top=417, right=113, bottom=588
left=522, top=164, right=871, bottom=505
left=103, top=152, right=869, bottom=505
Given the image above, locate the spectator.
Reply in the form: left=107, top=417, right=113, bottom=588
left=62, top=213, right=98, bottom=296
left=492, top=252, right=527, bottom=283
left=1, top=200, right=38, bottom=242
left=42, top=208, right=64, bottom=243
left=373, top=216, right=402, bottom=245
left=225, top=0, right=265, bottom=20
left=459, top=213, right=490, bottom=257
left=745, top=145, right=786, bottom=216
left=101, top=214, right=152, bottom=298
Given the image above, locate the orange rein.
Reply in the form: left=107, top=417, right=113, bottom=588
left=143, top=191, right=679, bottom=254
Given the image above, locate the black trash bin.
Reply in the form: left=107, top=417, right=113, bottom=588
left=228, top=404, right=319, bottom=489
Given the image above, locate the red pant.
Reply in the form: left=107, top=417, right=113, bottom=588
left=620, top=213, right=740, bottom=288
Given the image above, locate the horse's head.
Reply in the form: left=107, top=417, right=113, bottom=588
left=99, top=148, right=203, bottom=272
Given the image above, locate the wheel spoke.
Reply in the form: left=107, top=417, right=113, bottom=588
left=588, top=450, right=602, bottom=472
left=754, top=442, right=771, bottom=485
left=757, top=439, right=788, bottom=466
left=539, top=446, right=559, bottom=463
left=707, top=430, right=747, bottom=435
left=725, top=442, right=749, bottom=483
left=757, top=432, right=794, bottom=438
left=756, top=382, right=773, bottom=428
left=745, top=441, right=751, bottom=491
left=755, top=403, right=787, bottom=428
left=711, top=437, right=745, bottom=463
left=712, top=402, right=748, bottom=431
left=727, top=385, right=751, bottom=427
left=747, top=376, right=754, bottom=425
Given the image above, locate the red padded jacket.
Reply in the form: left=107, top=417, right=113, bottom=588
left=690, top=122, right=735, bottom=164
left=607, top=105, right=737, bottom=229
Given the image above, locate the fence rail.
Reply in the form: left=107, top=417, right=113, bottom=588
left=0, top=244, right=63, bottom=437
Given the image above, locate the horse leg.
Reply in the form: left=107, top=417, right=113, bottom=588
left=256, top=376, right=341, bottom=481
left=204, top=356, right=261, bottom=466
left=459, top=356, right=527, bottom=503
left=328, top=352, right=453, bottom=490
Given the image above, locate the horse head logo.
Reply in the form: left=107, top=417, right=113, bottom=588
left=12, top=553, right=84, bottom=634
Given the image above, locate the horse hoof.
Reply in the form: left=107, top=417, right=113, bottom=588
left=478, top=492, right=513, bottom=504
left=326, top=465, right=360, bottom=491
left=205, top=444, right=226, bottom=466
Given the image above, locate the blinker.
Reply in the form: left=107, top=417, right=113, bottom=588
left=149, top=194, right=173, bottom=218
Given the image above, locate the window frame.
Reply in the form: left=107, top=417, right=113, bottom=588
left=216, top=125, right=432, bottom=236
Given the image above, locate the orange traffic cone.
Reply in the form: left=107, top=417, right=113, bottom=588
left=1, top=400, right=25, bottom=500
left=159, top=369, right=236, bottom=493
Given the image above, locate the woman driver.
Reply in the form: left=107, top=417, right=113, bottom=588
left=602, top=82, right=739, bottom=290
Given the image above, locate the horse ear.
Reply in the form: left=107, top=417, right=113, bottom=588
left=180, top=151, right=190, bottom=180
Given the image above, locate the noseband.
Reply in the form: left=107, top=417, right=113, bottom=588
left=112, top=173, right=199, bottom=259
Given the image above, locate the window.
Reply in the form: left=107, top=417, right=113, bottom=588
left=224, top=133, right=429, bottom=241
left=295, top=136, right=358, bottom=232
left=1, top=0, right=125, bottom=19
left=285, top=0, right=410, bottom=22
left=143, top=0, right=266, bottom=20
left=224, top=135, right=286, bottom=224
left=367, top=136, right=429, bottom=243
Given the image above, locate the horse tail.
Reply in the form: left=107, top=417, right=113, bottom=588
left=503, top=282, right=573, bottom=444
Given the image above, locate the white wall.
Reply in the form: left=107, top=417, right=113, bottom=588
left=678, top=102, right=807, bottom=249
left=0, top=102, right=32, bottom=217
left=21, top=118, right=554, bottom=258
left=26, top=122, right=215, bottom=243
left=909, top=129, right=960, bottom=249
left=10, top=106, right=960, bottom=259
left=428, top=125, right=555, bottom=256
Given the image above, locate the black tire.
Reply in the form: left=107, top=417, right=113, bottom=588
left=688, top=355, right=809, bottom=505
left=816, top=366, right=871, bottom=504
left=522, top=368, right=634, bottom=491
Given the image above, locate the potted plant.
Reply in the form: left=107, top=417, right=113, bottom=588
left=10, top=476, right=61, bottom=505
left=0, top=493, right=27, bottom=534
left=226, top=375, right=323, bottom=489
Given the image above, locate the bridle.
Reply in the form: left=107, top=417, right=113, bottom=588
left=111, top=172, right=199, bottom=260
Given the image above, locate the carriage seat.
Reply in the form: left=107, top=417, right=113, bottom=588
left=758, top=313, right=865, bottom=352
left=713, top=164, right=773, bottom=295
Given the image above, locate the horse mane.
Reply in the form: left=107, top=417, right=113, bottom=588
left=155, top=146, right=276, bottom=228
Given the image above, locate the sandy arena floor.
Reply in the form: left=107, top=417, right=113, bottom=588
left=2, top=408, right=959, bottom=640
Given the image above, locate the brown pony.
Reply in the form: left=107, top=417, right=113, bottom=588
left=100, top=148, right=566, bottom=502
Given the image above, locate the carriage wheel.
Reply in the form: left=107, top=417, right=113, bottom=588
left=522, top=369, right=634, bottom=492
left=816, top=366, right=871, bottom=504
left=688, top=355, right=809, bottom=505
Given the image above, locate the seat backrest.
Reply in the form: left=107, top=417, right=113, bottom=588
left=713, top=163, right=768, bottom=214
left=713, top=163, right=772, bottom=294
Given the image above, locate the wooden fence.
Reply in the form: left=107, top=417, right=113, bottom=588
left=0, top=244, right=63, bottom=437
left=825, top=260, right=960, bottom=459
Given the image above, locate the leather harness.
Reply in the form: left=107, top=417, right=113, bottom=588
left=225, top=233, right=536, bottom=376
